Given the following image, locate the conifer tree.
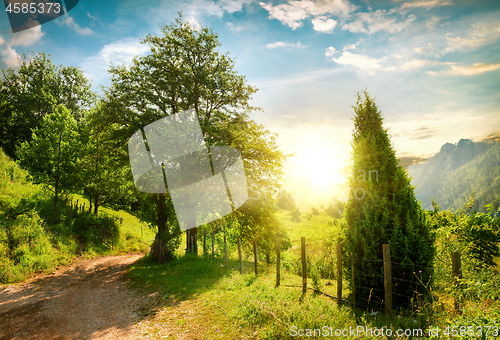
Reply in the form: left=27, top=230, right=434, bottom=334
left=344, top=90, right=435, bottom=308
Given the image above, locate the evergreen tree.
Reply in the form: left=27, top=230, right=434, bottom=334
left=344, top=90, right=435, bottom=309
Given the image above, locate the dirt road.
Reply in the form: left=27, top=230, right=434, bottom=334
left=0, top=255, right=151, bottom=340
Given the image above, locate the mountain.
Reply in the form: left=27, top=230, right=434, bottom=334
left=407, top=139, right=500, bottom=211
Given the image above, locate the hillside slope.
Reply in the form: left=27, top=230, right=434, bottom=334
left=407, top=139, right=500, bottom=211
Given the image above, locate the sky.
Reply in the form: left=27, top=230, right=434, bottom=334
left=1, top=0, right=499, bottom=208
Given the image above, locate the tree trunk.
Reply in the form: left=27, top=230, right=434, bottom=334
left=186, top=224, right=197, bottom=255
left=89, top=194, right=93, bottom=213
left=53, top=179, right=59, bottom=222
left=150, top=193, right=171, bottom=263
left=94, top=195, right=99, bottom=215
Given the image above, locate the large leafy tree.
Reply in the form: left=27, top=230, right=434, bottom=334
left=0, top=52, right=94, bottom=159
left=94, top=15, right=286, bottom=262
left=344, top=91, right=435, bottom=309
left=17, top=104, right=82, bottom=221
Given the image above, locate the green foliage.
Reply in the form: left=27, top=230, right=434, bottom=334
left=325, top=198, right=344, bottom=218
left=311, top=207, right=319, bottom=215
left=290, top=207, right=301, bottom=222
left=0, top=51, right=94, bottom=159
left=344, top=90, right=435, bottom=309
left=17, top=104, right=83, bottom=221
left=93, top=14, right=286, bottom=261
left=277, top=190, right=296, bottom=210
left=429, top=196, right=500, bottom=271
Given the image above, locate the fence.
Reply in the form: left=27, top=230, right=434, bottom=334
left=202, top=234, right=499, bottom=316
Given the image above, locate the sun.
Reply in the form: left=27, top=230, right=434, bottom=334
left=287, top=144, right=346, bottom=188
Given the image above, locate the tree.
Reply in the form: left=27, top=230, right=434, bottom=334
left=344, top=90, right=435, bottom=308
left=0, top=52, right=94, bottom=159
left=94, top=14, right=286, bottom=262
left=79, top=103, right=135, bottom=215
left=325, top=198, right=344, bottom=218
left=17, top=104, right=82, bottom=221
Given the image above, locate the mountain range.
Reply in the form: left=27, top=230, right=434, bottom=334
left=406, top=138, right=500, bottom=211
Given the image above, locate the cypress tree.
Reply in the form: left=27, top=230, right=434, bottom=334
left=344, top=90, right=435, bottom=309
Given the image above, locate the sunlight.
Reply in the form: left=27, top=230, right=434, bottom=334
left=288, top=144, right=346, bottom=188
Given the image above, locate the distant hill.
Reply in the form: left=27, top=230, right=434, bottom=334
left=407, top=139, right=500, bottom=211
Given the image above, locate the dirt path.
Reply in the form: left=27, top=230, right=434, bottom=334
left=0, top=255, right=152, bottom=340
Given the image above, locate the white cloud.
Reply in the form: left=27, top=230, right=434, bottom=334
left=399, top=58, right=433, bottom=70
left=9, top=25, right=45, bottom=47
left=56, top=15, right=95, bottom=36
left=80, top=38, right=150, bottom=83
left=259, top=0, right=357, bottom=30
left=311, top=16, right=337, bottom=33
left=342, top=10, right=416, bottom=34
left=1, top=46, right=21, bottom=68
left=0, top=36, right=4, bottom=46
left=266, top=41, right=308, bottom=49
left=448, top=63, right=500, bottom=76
left=331, top=51, right=385, bottom=74
left=425, top=15, right=443, bottom=30
left=400, top=0, right=452, bottom=10
left=342, top=38, right=363, bottom=51
left=325, top=46, right=338, bottom=56
left=443, top=17, right=500, bottom=54
left=87, top=12, right=103, bottom=25
left=227, top=22, right=243, bottom=32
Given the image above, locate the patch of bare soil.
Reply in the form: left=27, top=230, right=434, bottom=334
left=0, top=255, right=155, bottom=340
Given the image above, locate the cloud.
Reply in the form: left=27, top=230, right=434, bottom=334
left=227, top=22, right=243, bottom=32
left=311, top=16, right=337, bottom=33
left=399, top=58, right=434, bottom=70
left=1, top=45, right=21, bottom=68
left=259, top=0, right=357, bottom=30
left=342, top=10, right=416, bottom=34
left=325, top=46, right=337, bottom=56
left=342, top=38, right=363, bottom=51
left=266, top=41, right=308, bottom=49
left=0, top=36, right=4, bottom=46
left=443, top=17, right=500, bottom=53
left=56, top=15, right=95, bottom=35
left=399, top=0, right=452, bottom=10
left=9, top=25, right=45, bottom=46
left=425, top=15, right=443, bottom=30
left=331, top=51, right=385, bottom=74
left=87, top=12, right=103, bottom=26
left=448, top=63, right=500, bottom=76
left=414, top=43, right=438, bottom=56
left=80, top=38, right=150, bottom=83
left=182, top=0, right=252, bottom=23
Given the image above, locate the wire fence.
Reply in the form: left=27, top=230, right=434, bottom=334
left=199, top=233, right=500, bottom=316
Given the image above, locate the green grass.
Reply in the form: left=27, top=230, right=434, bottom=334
left=0, top=149, right=154, bottom=284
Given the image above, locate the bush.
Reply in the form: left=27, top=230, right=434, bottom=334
left=311, top=207, right=319, bottom=215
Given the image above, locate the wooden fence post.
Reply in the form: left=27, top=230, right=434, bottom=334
left=212, top=233, right=215, bottom=260
left=224, top=234, right=228, bottom=267
left=190, top=235, right=195, bottom=254
left=238, top=238, right=243, bottom=273
left=276, top=238, right=280, bottom=287
left=452, top=251, right=462, bottom=311
left=383, top=244, right=393, bottom=316
left=253, top=239, right=258, bottom=276
left=351, top=252, right=356, bottom=311
left=337, top=243, right=342, bottom=306
left=301, top=237, right=307, bottom=293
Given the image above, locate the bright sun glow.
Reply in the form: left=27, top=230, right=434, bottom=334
left=287, top=144, right=347, bottom=188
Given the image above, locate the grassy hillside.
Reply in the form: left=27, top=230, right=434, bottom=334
left=0, top=149, right=154, bottom=284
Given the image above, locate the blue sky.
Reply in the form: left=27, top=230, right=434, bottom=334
left=1, top=0, right=499, bottom=206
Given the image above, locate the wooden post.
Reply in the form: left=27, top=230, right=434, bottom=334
left=224, top=234, right=228, bottom=267
left=452, top=251, right=462, bottom=311
left=238, top=238, right=243, bottom=274
left=337, top=243, right=342, bottom=306
left=190, top=235, right=195, bottom=254
left=276, top=238, right=281, bottom=287
left=383, top=244, right=393, bottom=316
left=351, top=252, right=356, bottom=311
left=212, top=233, right=215, bottom=260
left=253, top=239, right=258, bottom=276
left=301, top=237, right=306, bottom=293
